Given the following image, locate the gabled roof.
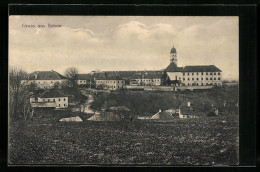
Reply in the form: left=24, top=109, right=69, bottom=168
left=130, top=73, right=163, bottom=79
left=40, top=90, right=67, bottom=98
left=165, top=62, right=183, bottom=72
left=76, top=74, right=92, bottom=80
left=95, top=74, right=123, bottom=80
left=102, top=70, right=164, bottom=79
left=183, top=65, right=221, bottom=72
left=28, top=71, right=67, bottom=80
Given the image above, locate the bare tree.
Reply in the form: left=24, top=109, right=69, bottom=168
left=9, top=67, right=28, bottom=119
left=64, top=67, right=79, bottom=89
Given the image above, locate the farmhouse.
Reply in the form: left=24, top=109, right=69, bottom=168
left=179, top=102, right=199, bottom=118
left=22, top=70, right=68, bottom=89
left=30, top=89, right=68, bottom=109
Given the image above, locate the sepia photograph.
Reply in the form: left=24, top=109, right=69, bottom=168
left=8, top=16, right=239, bottom=165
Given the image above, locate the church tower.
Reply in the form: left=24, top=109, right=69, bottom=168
left=170, top=46, right=177, bottom=66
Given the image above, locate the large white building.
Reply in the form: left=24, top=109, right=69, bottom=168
left=165, top=46, right=222, bottom=86
left=22, top=70, right=68, bottom=89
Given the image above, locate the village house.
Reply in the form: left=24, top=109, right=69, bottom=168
left=130, top=72, right=163, bottom=86
left=179, top=102, right=199, bottom=118
left=75, top=74, right=92, bottom=86
left=95, top=74, right=125, bottom=90
left=30, top=89, right=69, bottom=109
left=22, top=70, right=68, bottom=89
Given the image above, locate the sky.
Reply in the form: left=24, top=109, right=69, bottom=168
left=9, top=16, right=239, bottom=80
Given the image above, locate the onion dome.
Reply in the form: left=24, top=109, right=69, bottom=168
left=170, top=46, right=177, bottom=53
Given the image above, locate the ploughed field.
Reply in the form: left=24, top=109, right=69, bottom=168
left=9, top=115, right=238, bottom=165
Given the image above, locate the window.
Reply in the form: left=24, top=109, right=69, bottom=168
left=202, top=83, right=203, bottom=86
left=210, top=73, right=212, bottom=75
left=218, top=77, right=221, bottom=80
left=59, top=104, right=60, bottom=107
left=51, top=81, right=52, bottom=83
left=197, top=78, right=199, bottom=80
left=188, top=78, right=190, bottom=81
left=118, top=86, right=119, bottom=88
left=183, top=78, right=185, bottom=81
left=59, top=99, right=60, bottom=101
left=188, top=83, right=189, bottom=86
left=202, top=73, right=203, bottom=75
left=206, top=73, right=208, bottom=75
left=197, top=83, right=198, bottom=86
left=118, top=81, right=119, bottom=83
left=218, top=72, right=220, bottom=75
left=179, top=77, right=181, bottom=80
left=114, top=81, right=115, bottom=83
left=210, top=78, right=212, bottom=80
left=187, top=73, right=190, bottom=76
left=206, top=78, right=208, bottom=80
left=64, top=104, right=66, bottom=106
left=214, top=78, right=216, bottom=80
left=64, top=98, right=66, bottom=101
left=214, top=73, right=216, bottom=75
left=31, top=82, right=32, bottom=84
left=80, top=81, right=82, bottom=83
left=192, top=78, right=194, bottom=81
left=202, top=78, right=203, bottom=80
left=183, top=73, right=185, bottom=75
left=197, top=73, right=199, bottom=75
left=48, top=99, right=50, bottom=102
left=53, top=99, right=55, bottom=102
left=192, top=73, right=194, bottom=75
left=122, top=81, right=123, bottom=83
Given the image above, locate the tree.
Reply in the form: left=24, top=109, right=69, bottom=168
left=9, top=67, right=28, bottom=120
left=64, top=67, right=79, bottom=89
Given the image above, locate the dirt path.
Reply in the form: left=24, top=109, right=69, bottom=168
left=81, top=90, right=100, bottom=114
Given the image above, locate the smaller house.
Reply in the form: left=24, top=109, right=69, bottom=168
left=130, top=72, right=162, bottom=86
left=75, top=74, right=92, bottom=86
left=30, top=89, right=68, bottom=109
left=95, top=74, right=125, bottom=90
left=179, top=102, right=199, bottom=118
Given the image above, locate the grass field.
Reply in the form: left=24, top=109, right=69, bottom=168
left=9, top=115, right=238, bottom=165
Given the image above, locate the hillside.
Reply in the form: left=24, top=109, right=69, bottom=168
left=90, top=86, right=238, bottom=116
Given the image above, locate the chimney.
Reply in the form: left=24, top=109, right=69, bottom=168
left=187, top=102, right=190, bottom=107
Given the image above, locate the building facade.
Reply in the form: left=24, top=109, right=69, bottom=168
left=22, top=70, right=68, bottom=89
left=95, top=75, right=125, bottom=90
left=30, top=90, right=68, bottom=109
left=165, top=46, right=222, bottom=86
left=130, top=73, right=162, bottom=86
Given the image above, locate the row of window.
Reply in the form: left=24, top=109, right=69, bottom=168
left=97, top=80, right=124, bottom=84
left=58, top=104, right=67, bottom=107
left=183, top=77, right=221, bottom=81
left=185, top=83, right=222, bottom=86
left=183, top=72, right=221, bottom=76
left=133, top=79, right=161, bottom=82
left=42, top=98, right=66, bottom=102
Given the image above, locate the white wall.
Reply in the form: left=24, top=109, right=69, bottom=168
left=30, top=96, right=68, bottom=109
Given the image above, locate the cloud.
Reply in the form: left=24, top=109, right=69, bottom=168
left=9, top=16, right=238, bottom=80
